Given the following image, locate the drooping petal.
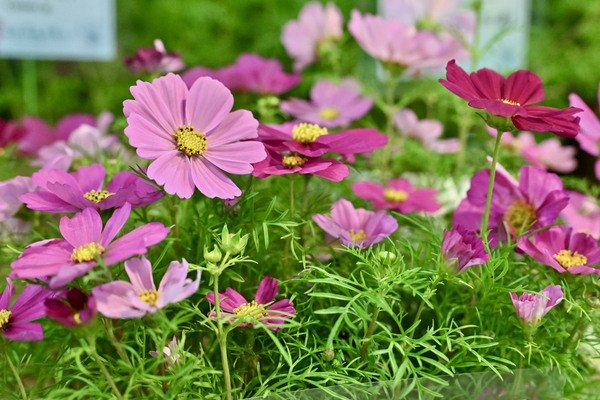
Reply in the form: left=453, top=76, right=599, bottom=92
left=125, top=256, right=156, bottom=293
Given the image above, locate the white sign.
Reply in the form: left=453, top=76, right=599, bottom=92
left=0, top=0, right=116, bottom=61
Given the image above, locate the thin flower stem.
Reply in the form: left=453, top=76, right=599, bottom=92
left=103, top=319, right=131, bottom=366
left=455, top=101, right=471, bottom=171
left=85, top=336, right=124, bottom=400
left=289, top=178, right=295, bottom=219
left=380, top=75, right=397, bottom=184
left=170, top=195, right=181, bottom=258
left=561, top=316, right=585, bottom=353
left=3, top=347, right=28, bottom=400
left=409, top=277, right=441, bottom=340
left=213, top=270, right=233, bottom=400
left=360, top=305, right=381, bottom=361
left=481, top=130, right=503, bottom=247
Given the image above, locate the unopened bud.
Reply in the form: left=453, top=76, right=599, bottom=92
left=377, top=251, right=397, bottom=264
left=220, top=225, right=249, bottom=255
left=322, top=348, right=335, bottom=362
left=204, top=245, right=222, bottom=263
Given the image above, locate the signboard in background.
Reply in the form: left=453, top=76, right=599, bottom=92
left=379, top=0, right=531, bottom=73
left=0, top=0, right=116, bottom=61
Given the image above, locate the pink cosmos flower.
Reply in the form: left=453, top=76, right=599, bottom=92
left=569, top=83, right=600, bottom=178
left=560, top=190, right=600, bottom=239
left=92, top=256, right=200, bottom=319
left=252, top=148, right=349, bottom=182
left=312, top=198, right=399, bottom=248
left=394, top=108, right=460, bottom=153
left=182, top=53, right=301, bottom=95
left=10, top=203, right=170, bottom=288
left=487, top=128, right=577, bottom=173
left=348, top=10, right=467, bottom=72
left=1, top=278, right=57, bottom=341
left=149, top=336, right=181, bottom=368
left=124, top=39, right=185, bottom=74
left=440, top=60, right=582, bottom=138
left=20, top=163, right=163, bottom=213
left=281, top=2, right=344, bottom=71
left=454, top=164, right=569, bottom=245
left=279, top=79, right=373, bottom=128
left=352, top=178, right=440, bottom=214
left=441, top=225, right=490, bottom=273
left=206, top=276, right=295, bottom=331
left=0, top=118, right=24, bottom=149
left=510, top=285, right=563, bottom=327
left=0, top=176, right=35, bottom=221
left=45, top=288, right=97, bottom=327
left=518, top=226, right=600, bottom=275
left=123, top=73, right=266, bottom=199
left=18, top=114, right=97, bottom=155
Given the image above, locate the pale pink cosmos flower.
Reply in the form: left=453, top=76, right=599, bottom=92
left=569, top=83, right=600, bottom=179
left=510, top=285, right=563, bottom=328
left=124, top=39, right=185, bottom=74
left=560, top=190, right=600, bottom=239
left=279, top=78, right=373, bottom=128
left=487, top=128, right=577, bottom=173
left=92, top=256, right=200, bottom=318
left=149, top=336, right=181, bottom=368
left=18, top=114, right=97, bottom=155
left=124, top=73, right=266, bottom=199
left=281, top=2, right=344, bottom=71
left=394, top=108, right=459, bottom=153
left=353, top=178, right=440, bottom=214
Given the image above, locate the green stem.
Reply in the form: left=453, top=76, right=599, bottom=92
left=409, top=278, right=441, bottom=339
left=455, top=102, right=471, bottom=171
left=86, top=336, right=124, bottom=400
left=379, top=75, right=397, bottom=183
left=561, top=317, right=585, bottom=353
left=360, top=306, right=381, bottom=361
left=22, top=59, right=38, bottom=115
left=170, top=196, right=181, bottom=258
left=213, top=271, right=232, bottom=400
left=103, top=319, right=131, bottom=366
left=481, top=130, right=503, bottom=246
left=289, top=178, right=295, bottom=219
left=3, top=347, right=27, bottom=400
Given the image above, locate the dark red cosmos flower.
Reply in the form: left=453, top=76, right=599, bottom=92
left=439, top=60, right=582, bottom=138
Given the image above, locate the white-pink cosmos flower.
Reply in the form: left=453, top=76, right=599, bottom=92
left=123, top=73, right=266, bottom=199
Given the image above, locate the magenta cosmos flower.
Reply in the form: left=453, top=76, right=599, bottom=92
left=440, top=60, right=582, bottom=138
left=560, top=190, right=600, bottom=239
left=124, top=73, right=266, bottom=199
left=510, top=285, right=563, bottom=327
left=0, top=176, right=35, bottom=221
left=45, top=288, right=97, bottom=327
left=518, top=226, right=600, bottom=275
left=124, top=39, right=185, bottom=74
left=0, top=118, right=25, bottom=149
left=10, top=203, right=170, bottom=288
left=348, top=10, right=467, bottom=72
left=1, top=278, right=57, bottom=341
left=206, top=276, right=295, bottom=331
left=312, top=198, right=399, bottom=248
left=394, top=108, right=459, bottom=153
left=569, top=83, right=600, bottom=178
left=20, top=163, right=163, bottom=213
left=280, top=79, right=373, bottom=128
left=441, top=225, right=490, bottom=273
left=92, top=256, right=199, bottom=319
left=487, top=128, right=577, bottom=173
left=252, top=148, right=349, bottom=182
left=17, top=113, right=97, bottom=155
left=353, top=178, right=440, bottom=214
left=281, top=2, right=344, bottom=71
left=182, top=53, right=301, bottom=95
left=454, top=164, right=569, bottom=245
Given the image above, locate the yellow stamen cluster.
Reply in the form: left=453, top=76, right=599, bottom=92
left=282, top=154, right=307, bottom=167
left=233, top=300, right=266, bottom=319
left=84, top=190, right=115, bottom=203
left=71, top=243, right=105, bottom=263
left=174, top=126, right=207, bottom=156
left=292, top=123, right=328, bottom=143
left=319, top=108, right=340, bottom=120
left=553, top=250, right=587, bottom=269
left=383, top=188, right=409, bottom=203
left=73, top=312, right=83, bottom=325
left=138, top=290, right=161, bottom=306
left=0, top=309, right=12, bottom=329
left=347, top=229, right=367, bottom=241
left=501, top=99, right=521, bottom=106
left=505, top=200, right=536, bottom=236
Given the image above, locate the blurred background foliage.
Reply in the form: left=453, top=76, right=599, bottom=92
left=0, top=0, right=599, bottom=122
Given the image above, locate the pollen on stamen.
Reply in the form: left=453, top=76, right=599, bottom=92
left=84, top=189, right=115, bottom=203
left=500, top=99, right=521, bottom=106
left=347, top=229, right=367, bottom=241
left=553, top=249, right=587, bottom=269
left=174, top=126, right=207, bottom=156
left=138, top=290, right=161, bottom=306
left=319, top=108, right=340, bottom=120
left=383, top=188, right=408, bottom=203
left=0, top=309, right=12, bottom=329
left=292, top=123, right=328, bottom=143
left=233, top=300, right=266, bottom=319
left=282, top=154, right=308, bottom=167
left=71, top=243, right=105, bottom=263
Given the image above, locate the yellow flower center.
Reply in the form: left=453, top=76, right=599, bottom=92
left=174, top=125, right=207, bottom=156
left=233, top=300, right=266, bottom=319
left=500, top=99, right=520, bottom=106
left=292, top=123, right=328, bottom=143
left=282, top=154, right=307, bottom=167
left=138, top=290, right=161, bottom=306
left=553, top=249, right=587, bottom=269
left=73, top=312, right=83, bottom=325
left=70, top=243, right=105, bottom=263
left=347, top=229, right=367, bottom=241
left=383, top=188, right=409, bottom=203
left=0, top=309, right=12, bottom=329
left=319, top=108, right=340, bottom=120
left=84, top=189, right=115, bottom=203
left=505, top=200, right=536, bottom=236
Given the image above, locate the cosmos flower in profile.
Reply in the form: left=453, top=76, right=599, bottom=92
left=441, top=225, right=490, bottom=273
left=124, top=73, right=266, bottom=199
left=510, top=285, right=563, bottom=328
left=124, top=39, right=185, bottom=74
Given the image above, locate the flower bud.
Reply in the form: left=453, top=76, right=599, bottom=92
left=220, top=225, right=249, bottom=255
left=377, top=251, right=397, bottom=264
left=331, top=359, right=342, bottom=369
left=204, top=245, right=222, bottom=263
left=322, top=348, right=335, bottom=362
left=484, top=113, right=517, bottom=133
